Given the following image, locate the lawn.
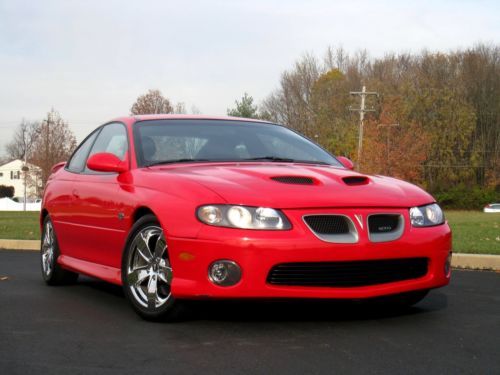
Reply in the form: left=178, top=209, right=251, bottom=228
left=0, top=211, right=40, bottom=240
left=0, top=210, right=498, bottom=254
left=444, top=210, right=500, bottom=255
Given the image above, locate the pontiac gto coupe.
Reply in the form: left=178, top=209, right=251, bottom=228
left=40, top=115, right=452, bottom=320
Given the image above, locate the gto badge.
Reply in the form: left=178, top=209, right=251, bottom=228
left=378, top=226, right=392, bottom=232
left=354, top=214, right=363, bottom=229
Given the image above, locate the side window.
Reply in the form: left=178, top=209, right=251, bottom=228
left=67, top=130, right=99, bottom=173
left=85, top=123, right=128, bottom=172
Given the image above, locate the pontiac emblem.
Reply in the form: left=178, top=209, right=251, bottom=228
left=354, top=214, right=363, bottom=229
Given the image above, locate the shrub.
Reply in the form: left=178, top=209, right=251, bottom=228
left=0, top=185, right=15, bottom=198
left=433, top=185, right=499, bottom=210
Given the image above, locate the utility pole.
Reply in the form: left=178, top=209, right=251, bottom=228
left=349, top=86, right=378, bottom=171
left=22, top=155, right=28, bottom=211
left=22, top=128, right=30, bottom=212
left=377, top=123, right=399, bottom=175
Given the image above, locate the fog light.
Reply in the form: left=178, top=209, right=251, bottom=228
left=445, top=252, right=452, bottom=277
left=208, top=260, right=241, bottom=286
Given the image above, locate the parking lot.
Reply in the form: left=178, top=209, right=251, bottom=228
left=0, top=250, right=498, bottom=374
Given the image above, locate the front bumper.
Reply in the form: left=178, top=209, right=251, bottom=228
left=166, top=208, right=452, bottom=299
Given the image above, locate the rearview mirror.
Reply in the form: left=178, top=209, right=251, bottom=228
left=337, top=156, right=355, bottom=170
left=87, top=153, right=128, bottom=173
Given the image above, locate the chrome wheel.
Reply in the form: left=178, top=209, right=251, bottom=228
left=126, top=226, right=172, bottom=309
left=41, top=221, right=55, bottom=276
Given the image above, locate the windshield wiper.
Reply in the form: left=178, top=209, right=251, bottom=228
left=146, top=158, right=210, bottom=167
left=241, top=156, right=330, bottom=165
left=242, top=156, right=296, bottom=162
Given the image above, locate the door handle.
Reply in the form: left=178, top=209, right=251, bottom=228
left=72, top=189, right=80, bottom=199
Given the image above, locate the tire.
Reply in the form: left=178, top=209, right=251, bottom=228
left=41, top=215, right=79, bottom=285
left=121, top=214, right=185, bottom=321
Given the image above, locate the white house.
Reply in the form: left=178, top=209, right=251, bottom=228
left=0, top=159, right=42, bottom=199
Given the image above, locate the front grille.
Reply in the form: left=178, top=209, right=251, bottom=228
left=304, top=215, right=349, bottom=234
left=368, top=214, right=404, bottom=242
left=368, top=214, right=400, bottom=233
left=267, top=258, right=428, bottom=287
left=271, top=176, right=314, bottom=185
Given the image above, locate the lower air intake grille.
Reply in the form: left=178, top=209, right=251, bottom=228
left=304, top=215, right=350, bottom=234
left=267, top=258, right=428, bottom=287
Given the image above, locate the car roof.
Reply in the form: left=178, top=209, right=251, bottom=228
left=110, top=114, right=273, bottom=125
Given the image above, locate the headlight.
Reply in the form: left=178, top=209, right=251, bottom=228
left=197, top=205, right=291, bottom=230
left=409, top=203, right=444, bottom=227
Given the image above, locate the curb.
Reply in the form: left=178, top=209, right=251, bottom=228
left=0, top=239, right=499, bottom=271
left=0, top=239, right=40, bottom=251
left=451, top=253, right=500, bottom=271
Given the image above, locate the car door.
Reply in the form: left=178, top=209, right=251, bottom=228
left=70, top=122, right=130, bottom=268
left=53, top=129, right=101, bottom=257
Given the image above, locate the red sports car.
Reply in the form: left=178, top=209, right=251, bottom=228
left=40, top=115, right=452, bottom=320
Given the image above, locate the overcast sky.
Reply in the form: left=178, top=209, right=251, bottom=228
left=0, top=0, right=498, bottom=155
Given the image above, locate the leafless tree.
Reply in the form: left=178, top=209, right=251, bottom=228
left=173, top=102, right=187, bottom=114
left=6, top=120, right=40, bottom=161
left=130, top=89, right=174, bottom=115
left=30, top=109, right=77, bottom=187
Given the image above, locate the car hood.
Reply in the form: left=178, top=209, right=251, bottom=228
left=150, top=163, right=435, bottom=209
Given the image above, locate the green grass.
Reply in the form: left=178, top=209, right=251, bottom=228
left=445, top=210, right=500, bottom=255
left=0, top=211, right=40, bottom=240
left=0, top=210, right=498, bottom=254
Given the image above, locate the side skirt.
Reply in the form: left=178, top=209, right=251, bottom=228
left=58, top=255, right=122, bottom=286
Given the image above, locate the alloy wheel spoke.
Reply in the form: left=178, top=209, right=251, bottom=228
left=128, top=267, right=150, bottom=286
left=136, top=233, right=154, bottom=262
left=44, top=229, right=51, bottom=247
left=154, top=235, right=167, bottom=259
left=147, top=274, right=158, bottom=309
left=159, top=265, right=173, bottom=284
left=47, top=224, right=53, bottom=246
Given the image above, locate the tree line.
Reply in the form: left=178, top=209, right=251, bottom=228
left=231, top=44, right=499, bottom=205
left=4, top=44, right=498, bottom=207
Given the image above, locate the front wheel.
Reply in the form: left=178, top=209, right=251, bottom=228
left=122, top=215, right=184, bottom=321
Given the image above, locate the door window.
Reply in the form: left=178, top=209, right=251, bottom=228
left=67, top=130, right=99, bottom=173
left=85, top=123, right=128, bottom=173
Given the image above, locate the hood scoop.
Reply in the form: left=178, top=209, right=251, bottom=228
left=271, top=176, right=315, bottom=185
left=343, top=176, right=369, bottom=186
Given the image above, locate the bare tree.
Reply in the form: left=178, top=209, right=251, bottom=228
left=173, top=102, right=187, bottom=114
left=30, top=109, right=77, bottom=187
left=191, top=105, right=202, bottom=115
left=130, top=89, right=174, bottom=115
left=261, top=53, right=321, bottom=136
left=6, top=120, right=40, bottom=161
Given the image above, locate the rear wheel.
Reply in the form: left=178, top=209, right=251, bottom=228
left=41, top=216, right=78, bottom=285
left=122, top=215, right=184, bottom=321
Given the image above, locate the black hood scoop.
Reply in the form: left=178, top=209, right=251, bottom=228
left=271, top=176, right=315, bottom=185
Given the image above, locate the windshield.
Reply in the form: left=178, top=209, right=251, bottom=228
left=134, top=119, right=342, bottom=167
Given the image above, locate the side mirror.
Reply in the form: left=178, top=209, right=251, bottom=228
left=337, top=156, right=355, bottom=170
left=87, top=153, right=128, bottom=173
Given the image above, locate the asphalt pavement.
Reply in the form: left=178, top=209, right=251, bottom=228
left=0, top=250, right=498, bottom=375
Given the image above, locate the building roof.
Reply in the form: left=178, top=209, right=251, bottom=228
left=0, top=159, right=40, bottom=171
